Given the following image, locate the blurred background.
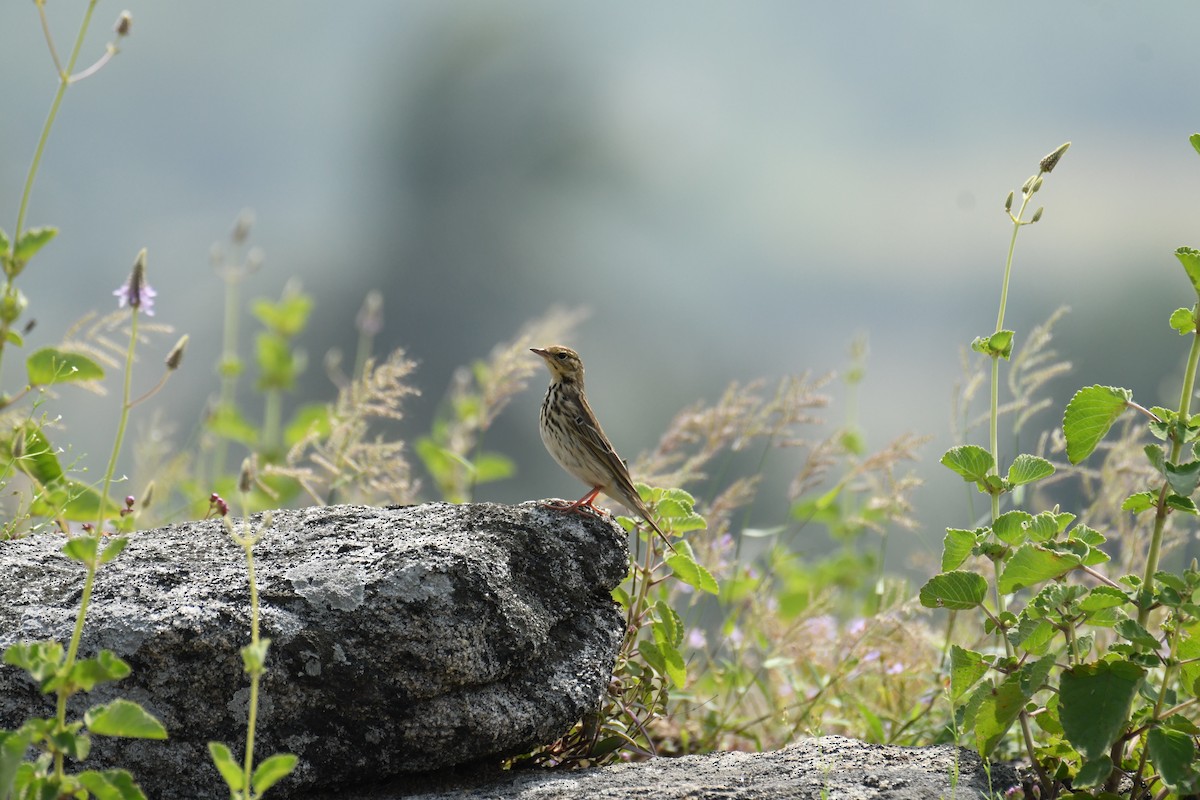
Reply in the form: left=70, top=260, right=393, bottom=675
left=0, top=2, right=1198, bottom=570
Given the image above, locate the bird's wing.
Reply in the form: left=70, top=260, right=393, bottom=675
left=572, top=392, right=649, bottom=510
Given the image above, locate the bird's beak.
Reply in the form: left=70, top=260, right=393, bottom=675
left=530, top=348, right=549, bottom=359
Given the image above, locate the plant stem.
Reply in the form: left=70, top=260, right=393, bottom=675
left=1137, top=327, right=1200, bottom=628
left=98, top=310, right=140, bottom=529
left=54, top=308, right=142, bottom=775
left=242, top=536, right=260, bottom=793
left=3, top=0, right=101, bottom=375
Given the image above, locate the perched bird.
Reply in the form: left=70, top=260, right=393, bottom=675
left=531, top=345, right=675, bottom=552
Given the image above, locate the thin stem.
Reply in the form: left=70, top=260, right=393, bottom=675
left=97, top=310, right=140, bottom=531
left=213, top=269, right=244, bottom=481
left=1137, top=328, right=1200, bottom=628
left=241, top=537, right=260, bottom=792
left=262, top=388, right=282, bottom=457
left=54, top=562, right=96, bottom=778
left=4, top=0, right=102, bottom=376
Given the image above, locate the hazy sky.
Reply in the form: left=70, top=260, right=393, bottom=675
left=1, top=2, right=1197, bottom=555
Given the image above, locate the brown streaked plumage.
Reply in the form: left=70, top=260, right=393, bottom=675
left=531, top=345, right=675, bottom=552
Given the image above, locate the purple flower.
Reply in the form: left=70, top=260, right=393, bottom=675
left=114, top=248, right=155, bottom=315
left=687, top=629, right=708, bottom=650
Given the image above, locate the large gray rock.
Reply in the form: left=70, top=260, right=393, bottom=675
left=0, top=502, right=627, bottom=799
left=320, top=736, right=1021, bottom=799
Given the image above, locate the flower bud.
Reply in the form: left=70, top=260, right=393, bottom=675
left=232, top=209, right=255, bottom=245
left=1031, top=177, right=1044, bottom=194
left=1004, top=191, right=1014, bottom=212
left=1039, top=142, right=1070, bottom=174
left=140, top=481, right=155, bottom=510
left=0, top=286, right=27, bottom=324
left=114, top=11, right=132, bottom=37
left=356, top=290, right=384, bottom=336
left=1031, top=207, right=1044, bottom=223
left=238, top=455, right=256, bottom=494
left=165, top=334, right=189, bottom=371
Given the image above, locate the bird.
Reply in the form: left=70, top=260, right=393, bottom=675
left=531, top=345, right=676, bottom=553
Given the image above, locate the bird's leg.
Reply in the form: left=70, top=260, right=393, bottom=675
left=544, top=486, right=606, bottom=517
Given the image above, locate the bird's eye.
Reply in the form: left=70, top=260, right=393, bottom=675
left=556, top=352, right=569, bottom=360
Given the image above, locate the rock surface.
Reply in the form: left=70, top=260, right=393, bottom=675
left=318, top=736, right=1020, bottom=800
left=0, top=502, right=628, bottom=799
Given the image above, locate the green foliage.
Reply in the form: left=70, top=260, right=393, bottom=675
left=920, top=136, right=1200, bottom=797
left=1063, top=385, right=1132, bottom=464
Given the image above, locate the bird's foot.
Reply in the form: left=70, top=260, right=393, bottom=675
left=541, top=498, right=608, bottom=519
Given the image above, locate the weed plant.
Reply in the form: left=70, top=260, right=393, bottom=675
left=14, top=5, right=1200, bottom=800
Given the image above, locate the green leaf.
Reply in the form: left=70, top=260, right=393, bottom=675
left=100, top=537, right=129, bottom=565
left=241, top=639, right=271, bottom=674
left=1026, top=512, right=1061, bottom=543
left=1170, top=307, right=1197, bottom=335
left=252, top=291, right=313, bottom=337
left=993, top=511, right=1033, bottom=546
left=283, top=402, right=332, bottom=446
left=1059, top=660, right=1146, bottom=760
left=1178, top=247, right=1200, bottom=298
left=1063, top=385, right=1132, bottom=464
left=1191, top=133, right=1200, bottom=157
left=1008, top=616, right=1055, bottom=656
left=949, top=645, right=988, bottom=701
left=12, top=226, right=57, bottom=264
left=1166, top=459, right=1200, bottom=497
left=918, top=571, right=988, bottom=610
left=252, top=753, right=298, bottom=795
left=1073, top=755, right=1114, bottom=789
left=652, top=635, right=686, bottom=688
left=65, top=651, right=131, bottom=692
left=1115, top=618, right=1160, bottom=651
left=11, top=421, right=64, bottom=485
left=63, top=535, right=100, bottom=565
left=1147, top=727, right=1199, bottom=793
left=1122, top=491, right=1156, bottom=514
left=4, top=640, right=64, bottom=687
left=973, top=677, right=1026, bottom=756
left=469, top=452, right=515, bottom=484
left=653, top=600, right=683, bottom=648
left=208, top=742, right=245, bottom=791
left=941, top=445, right=994, bottom=483
left=31, top=477, right=113, bottom=521
left=208, top=405, right=260, bottom=446
left=997, top=544, right=1081, bottom=593
left=0, top=729, right=29, bottom=795
left=637, top=640, right=668, bottom=680
left=85, top=699, right=167, bottom=739
left=1007, top=454, right=1054, bottom=486
left=972, top=330, right=1015, bottom=359
left=665, top=543, right=719, bottom=595
left=1079, top=586, right=1129, bottom=613
left=1167, top=493, right=1199, bottom=515
left=941, top=528, right=978, bottom=571
left=26, top=347, right=105, bottom=386
left=77, top=769, right=146, bottom=800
